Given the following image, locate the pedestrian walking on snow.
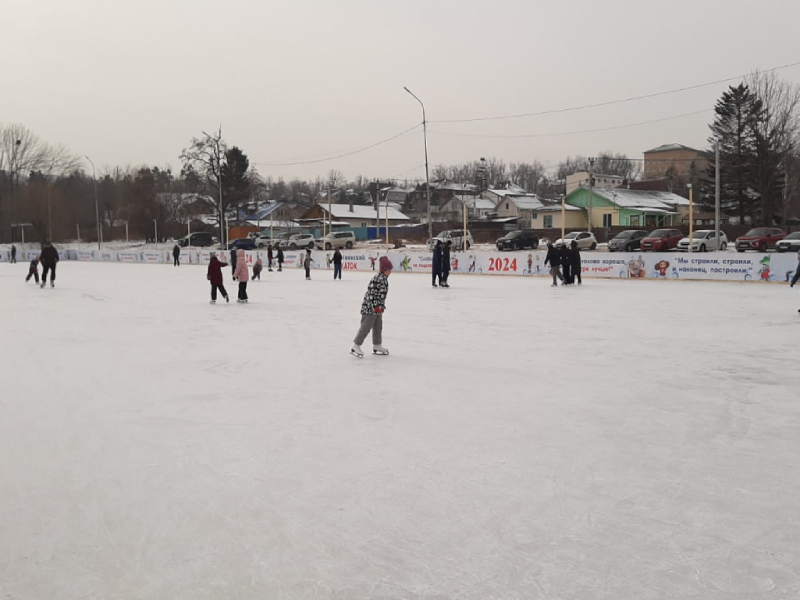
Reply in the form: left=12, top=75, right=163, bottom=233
left=26, top=256, right=40, bottom=283
left=39, top=240, right=59, bottom=288
left=207, top=253, right=229, bottom=303
left=332, top=249, right=343, bottom=280
left=173, top=244, right=181, bottom=266
left=233, top=249, right=249, bottom=302
left=10, top=244, right=17, bottom=263
left=544, top=242, right=564, bottom=287
left=351, top=256, right=392, bottom=358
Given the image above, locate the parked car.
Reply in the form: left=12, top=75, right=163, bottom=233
left=496, top=230, right=539, bottom=251
left=554, top=231, right=597, bottom=250
left=286, top=233, right=316, bottom=250
left=227, top=238, right=256, bottom=250
left=776, top=231, right=800, bottom=253
left=607, top=230, right=648, bottom=252
left=177, top=232, right=217, bottom=247
left=735, top=227, right=787, bottom=252
left=676, top=230, right=729, bottom=252
left=427, top=229, right=473, bottom=250
left=640, top=229, right=683, bottom=252
left=253, top=232, right=288, bottom=248
left=319, top=231, right=356, bottom=250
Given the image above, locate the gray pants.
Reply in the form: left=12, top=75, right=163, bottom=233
left=353, top=314, right=383, bottom=346
left=550, top=265, right=563, bottom=285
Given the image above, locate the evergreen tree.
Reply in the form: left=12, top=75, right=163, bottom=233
left=707, top=83, right=764, bottom=223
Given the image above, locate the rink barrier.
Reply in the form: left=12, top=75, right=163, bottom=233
left=2, top=246, right=798, bottom=283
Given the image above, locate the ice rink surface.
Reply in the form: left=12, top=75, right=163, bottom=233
left=2, top=260, right=799, bottom=599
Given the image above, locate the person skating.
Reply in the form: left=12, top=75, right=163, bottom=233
left=560, top=243, right=573, bottom=284
left=172, top=244, right=181, bottom=266
left=304, top=248, right=312, bottom=280
left=276, top=246, right=284, bottom=271
left=39, top=240, right=59, bottom=288
left=252, top=258, right=263, bottom=280
left=207, top=253, right=229, bottom=304
left=790, top=251, right=800, bottom=312
left=441, top=240, right=452, bottom=287
left=230, top=248, right=237, bottom=281
left=267, top=244, right=274, bottom=271
left=432, top=240, right=443, bottom=287
left=332, top=248, right=342, bottom=280
left=570, top=240, right=582, bottom=285
left=25, top=256, right=40, bottom=284
left=544, top=242, right=564, bottom=287
left=351, top=256, right=392, bottom=358
left=10, top=244, right=17, bottom=263
left=233, top=249, right=249, bottom=302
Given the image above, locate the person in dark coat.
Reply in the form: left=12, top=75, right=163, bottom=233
left=207, top=253, right=229, bottom=303
left=10, top=244, right=16, bottom=263
left=252, top=258, right=263, bottom=280
left=332, top=248, right=343, bottom=280
left=432, top=240, right=443, bottom=287
left=570, top=240, right=582, bottom=285
left=304, top=248, right=312, bottom=280
left=560, top=243, right=573, bottom=284
left=26, top=256, right=40, bottom=283
left=39, top=240, right=59, bottom=288
left=230, top=248, right=237, bottom=280
left=172, top=244, right=181, bottom=266
left=544, top=242, right=563, bottom=287
left=276, top=246, right=284, bottom=271
left=267, top=244, right=274, bottom=271
left=441, top=240, right=452, bottom=287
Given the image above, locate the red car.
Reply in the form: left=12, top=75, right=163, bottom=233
left=640, top=229, right=683, bottom=252
left=735, top=227, right=786, bottom=252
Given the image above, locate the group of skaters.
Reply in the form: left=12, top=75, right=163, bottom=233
left=20, top=240, right=60, bottom=288
left=544, top=241, right=582, bottom=287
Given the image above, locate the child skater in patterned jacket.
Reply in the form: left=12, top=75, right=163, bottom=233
left=350, top=256, right=392, bottom=357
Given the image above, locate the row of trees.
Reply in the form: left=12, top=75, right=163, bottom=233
left=2, top=71, right=799, bottom=243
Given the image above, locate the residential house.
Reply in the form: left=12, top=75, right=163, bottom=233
left=300, top=202, right=410, bottom=228
left=565, top=172, right=626, bottom=195
left=438, top=195, right=498, bottom=221
left=566, top=188, right=690, bottom=229
left=643, top=143, right=709, bottom=181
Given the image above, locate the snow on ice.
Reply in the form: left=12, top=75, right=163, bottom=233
left=2, top=259, right=799, bottom=599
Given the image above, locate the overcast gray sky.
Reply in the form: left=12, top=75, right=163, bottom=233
left=3, top=0, right=800, bottom=183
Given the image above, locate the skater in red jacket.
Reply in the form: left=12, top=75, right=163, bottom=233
left=207, top=253, right=229, bottom=304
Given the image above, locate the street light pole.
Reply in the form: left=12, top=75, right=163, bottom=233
left=85, top=155, right=101, bottom=249
left=687, top=183, right=694, bottom=253
left=153, top=219, right=158, bottom=247
left=404, top=87, right=433, bottom=241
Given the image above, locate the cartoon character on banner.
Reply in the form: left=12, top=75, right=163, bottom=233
left=400, top=255, right=412, bottom=271
left=326, top=253, right=331, bottom=268
left=654, top=260, right=670, bottom=278
left=451, top=255, right=458, bottom=271
left=369, top=256, right=376, bottom=270
left=525, top=254, right=533, bottom=275
left=468, top=255, right=476, bottom=273
left=627, top=255, right=645, bottom=278
left=759, top=255, right=771, bottom=281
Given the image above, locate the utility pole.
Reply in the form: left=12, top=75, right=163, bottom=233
left=687, top=183, right=693, bottom=253
left=587, top=157, right=595, bottom=234
left=715, top=142, right=720, bottom=244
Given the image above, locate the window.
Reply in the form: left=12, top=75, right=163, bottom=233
left=531, top=213, right=537, bottom=220
left=630, top=215, right=640, bottom=226
left=543, top=215, right=553, bottom=228
left=505, top=203, right=509, bottom=210
left=602, top=213, right=612, bottom=228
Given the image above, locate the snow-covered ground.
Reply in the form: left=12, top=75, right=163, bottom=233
left=2, top=261, right=799, bottom=599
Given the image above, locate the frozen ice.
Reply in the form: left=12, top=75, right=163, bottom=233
left=2, top=260, right=799, bottom=599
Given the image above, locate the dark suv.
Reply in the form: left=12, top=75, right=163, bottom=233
left=607, top=230, right=648, bottom=252
left=496, top=230, right=539, bottom=251
left=178, top=232, right=216, bottom=247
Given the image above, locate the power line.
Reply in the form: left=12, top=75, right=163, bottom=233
left=431, top=59, right=800, bottom=124
left=253, top=123, right=420, bottom=167
left=429, top=109, right=712, bottom=139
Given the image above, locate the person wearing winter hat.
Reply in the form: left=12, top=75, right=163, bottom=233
left=233, top=248, right=250, bottom=302
left=351, top=256, right=393, bottom=357
left=206, top=253, right=229, bottom=303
